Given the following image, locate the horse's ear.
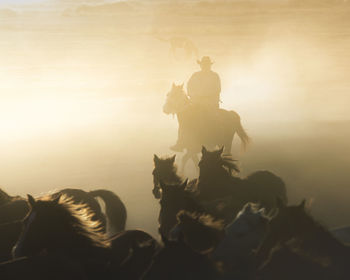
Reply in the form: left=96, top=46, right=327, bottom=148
left=27, top=194, right=36, bottom=207
left=218, top=146, right=224, bottom=155
left=276, top=197, right=286, bottom=209
left=170, top=154, right=176, bottom=163
left=299, top=199, right=306, bottom=210
left=201, top=146, right=208, bottom=155
left=154, top=154, right=160, bottom=165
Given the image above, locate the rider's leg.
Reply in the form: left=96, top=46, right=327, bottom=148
left=170, top=124, right=185, bottom=152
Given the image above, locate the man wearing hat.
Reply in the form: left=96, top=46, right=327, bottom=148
left=170, top=56, right=221, bottom=152
left=187, top=56, right=221, bottom=109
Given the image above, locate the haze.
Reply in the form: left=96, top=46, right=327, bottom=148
left=1, top=0, right=349, bottom=235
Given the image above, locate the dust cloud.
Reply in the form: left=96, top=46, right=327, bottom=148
left=0, top=0, right=350, bottom=235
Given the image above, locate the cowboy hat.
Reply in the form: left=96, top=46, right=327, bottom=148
left=197, top=56, right=214, bottom=65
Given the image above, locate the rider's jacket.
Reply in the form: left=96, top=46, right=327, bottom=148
left=187, top=70, right=221, bottom=109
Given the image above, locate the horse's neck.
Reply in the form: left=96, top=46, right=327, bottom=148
left=175, top=97, right=191, bottom=115
left=165, top=170, right=182, bottom=184
left=199, top=167, right=232, bottom=184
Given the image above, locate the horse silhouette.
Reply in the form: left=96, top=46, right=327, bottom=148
left=197, top=146, right=287, bottom=213
left=153, top=33, right=199, bottom=60
left=13, top=195, right=157, bottom=279
left=152, top=154, right=182, bottom=199
left=0, top=187, right=126, bottom=237
left=256, top=198, right=350, bottom=279
left=163, top=83, right=250, bottom=171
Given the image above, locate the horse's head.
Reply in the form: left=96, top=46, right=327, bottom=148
left=199, top=146, right=239, bottom=178
left=163, top=83, right=189, bottom=115
left=255, top=199, right=310, bottom=261
left=158, top=180, right=200, bottom=237
left=226, top=203, right=269, bottom=238
left=13, top=194, right=107, bottom=258
left=152, top=154, right=177, bottom=199
left=13, top=194, right=61, bottom=258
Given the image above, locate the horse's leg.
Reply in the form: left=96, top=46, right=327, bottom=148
left=223, top=133, right=234, bottom=155
left=181, top=151, right=191, bottom=174
left=190, top=153, right=199, bottom=172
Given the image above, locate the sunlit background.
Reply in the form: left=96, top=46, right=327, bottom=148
left=1, top=0, right=350, bottom=234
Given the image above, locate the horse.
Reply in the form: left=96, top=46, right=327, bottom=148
left=256, top=198, right=350, bottom=279
left=13, top=195, right=157, bottom=279
left=142, top=233, right=219, bottom=280
left=152, top=154, right=182, bottom=199
left=152, top=33, right=199, bottom=60
left=163, top=83, right=250, bottom=171
left=212, top=203, right=269, bottom=279
left=0, top=187, right=127, bottom=236
left=197, top=146, right=287, bottom=213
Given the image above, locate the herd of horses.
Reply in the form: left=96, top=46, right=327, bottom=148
left=0, top=147, right=349, bottom=279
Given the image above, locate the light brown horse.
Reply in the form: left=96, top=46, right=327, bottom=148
left=163, top=83, right=250, bottom=171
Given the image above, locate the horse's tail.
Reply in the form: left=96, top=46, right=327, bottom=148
left=89, top=189, right=127, bottom=234
left=231, top=111, right=250, bottom=151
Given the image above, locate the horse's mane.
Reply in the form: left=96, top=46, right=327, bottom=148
left=38, top=194, right=110, bottom=248
left=220, top=154, right=240, bottom=174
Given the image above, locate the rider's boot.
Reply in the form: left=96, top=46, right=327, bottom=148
left=171, top=123, right=185, bottom=152
left=170, top=142, right=184, bottom=152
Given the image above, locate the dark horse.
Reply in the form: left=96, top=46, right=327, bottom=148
left=256, top=199, right=350, bottom=279
left=163, top=83, right=250, bottom=171
left=0, top=187, right=127, bottom=235
left=197, top=146, right=287, bottom=212
left=12, top=195, right=158, bottom=279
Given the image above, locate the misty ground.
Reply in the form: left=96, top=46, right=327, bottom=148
left=0, top=1, right=350, bottom=237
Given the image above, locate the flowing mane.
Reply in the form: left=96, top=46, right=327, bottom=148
left=221, top=154, right=240, bottom=174
left=14, top=194, right=110, bottom=258
left=51, top=195, right=110, bottom=248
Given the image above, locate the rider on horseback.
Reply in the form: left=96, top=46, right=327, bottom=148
left=171, top=56, right=221, bottom=152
